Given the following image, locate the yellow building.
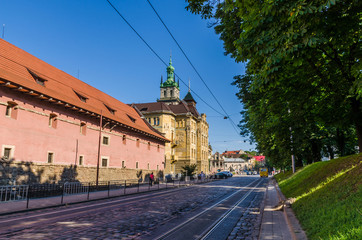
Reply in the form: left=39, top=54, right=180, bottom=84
left=133, top=58, right=209, bottom=174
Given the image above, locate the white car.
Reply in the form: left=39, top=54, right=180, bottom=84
left=221, top=171, right=233, bottom=177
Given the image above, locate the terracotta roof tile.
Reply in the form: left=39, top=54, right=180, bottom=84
left=0, top=39, right=167, bottom=142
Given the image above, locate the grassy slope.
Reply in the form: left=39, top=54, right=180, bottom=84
left=275, top=153, right=362, bottom=240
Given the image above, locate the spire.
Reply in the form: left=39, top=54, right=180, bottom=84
left=161, top=75, right=163, bottom=85
left=188, top=78, right=191, bottom=92
left=166, top=54, right=175, bottom=82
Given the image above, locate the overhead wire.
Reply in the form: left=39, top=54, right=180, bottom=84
left=106, top=0, right=225, bottom=117
left=146, top=0, right=242, bottom=136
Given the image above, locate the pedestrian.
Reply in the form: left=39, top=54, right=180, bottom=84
left=149, top=172, right=154, bottom=186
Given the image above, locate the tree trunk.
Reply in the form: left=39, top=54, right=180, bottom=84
left=351, top=98, right=362, bottom=153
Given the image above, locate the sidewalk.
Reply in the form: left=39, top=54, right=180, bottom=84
left=0, top=182, right=178, bottom=215
left=259, top=180, right=307, bottom=240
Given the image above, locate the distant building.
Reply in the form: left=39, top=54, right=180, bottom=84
left=209, top=152, right=224, bottom=173
left=0, top=39, right=168, bottom=183
left=133, top=57, right=209, bottom=174
left=221, top=150, right=251, bottom=174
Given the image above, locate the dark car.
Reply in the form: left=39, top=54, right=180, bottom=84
left=215, top=172, right=228, bottom=179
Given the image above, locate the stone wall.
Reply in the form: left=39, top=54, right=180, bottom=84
left=0, top=160, right=163, bottom=185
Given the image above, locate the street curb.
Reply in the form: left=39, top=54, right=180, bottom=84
left=273, top=180, right=308, bottom=240
left=257, top=179, right=268, bottom=240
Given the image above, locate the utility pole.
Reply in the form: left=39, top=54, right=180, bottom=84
left=288, top=107, right=295, bottom=173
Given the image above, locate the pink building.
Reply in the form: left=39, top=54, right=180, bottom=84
left=0, top=39, right=168, bottom=178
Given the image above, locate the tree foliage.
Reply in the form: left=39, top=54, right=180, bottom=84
left=186, top=0, right=361, bottom=167
left=181, top=164, right=198, bottom=176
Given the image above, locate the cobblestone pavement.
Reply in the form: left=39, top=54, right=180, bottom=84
left=1, top=176, right=265, bottom=240
left=227, top=186, right=266, bottom=240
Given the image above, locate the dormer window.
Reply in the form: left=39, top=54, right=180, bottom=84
left=27, top=69, right=47, bottom=87
left=104, top=104, right=116, bottom=115
left=74, top=91, right=88, bottom=103
left=127, top=114, right=136, bottom=123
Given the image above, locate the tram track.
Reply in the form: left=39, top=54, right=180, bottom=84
left=153, top=178, right=266, bottom=240
left=0, top=177, right=266, bottom=239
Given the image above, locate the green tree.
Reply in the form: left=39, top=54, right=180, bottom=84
left=181, top=164, right=198, bottom=176
left=186, top=0, right=361, bottom=167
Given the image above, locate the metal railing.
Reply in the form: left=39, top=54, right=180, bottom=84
left=0, top=185, right=28, bottom=202
left=0, top=176, right=215, bottom=210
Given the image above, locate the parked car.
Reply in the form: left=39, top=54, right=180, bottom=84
left=221, top=171, right=233, bottom=177
left=215, top=172, right=228, bottom=179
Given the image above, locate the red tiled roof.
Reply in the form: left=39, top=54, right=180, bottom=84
left=134, top=100, right=200, bottom=118
left=254, top=156, right=265, bottom=161
left=0, top=39, right=167, bottom=142
left=133, top=102, right=173, bottom=113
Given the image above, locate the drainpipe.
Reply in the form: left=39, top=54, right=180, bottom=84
left=96, top=110, right=103, bottom=186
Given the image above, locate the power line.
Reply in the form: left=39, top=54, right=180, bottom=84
left=146, top=0, right=241, bottom=136
left=105, top=0, right=225, bottom=117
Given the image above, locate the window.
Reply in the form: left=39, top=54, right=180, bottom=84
left=79, top=155, right=84, bottom=166
left=74, top=91, right=88, bottom=103
left=147, top=163, right=150, bottom=170
left=136, top=139, right=140, bottom=147
left=164, top=90, right=167, bottom=97
left=102, top=136, right=109, bottom=145
left=127, top=114, right=136, bottom=123
left=157, top=117, right=160, bottom=126
left=122, top=135, right=127, bottom=144
left=101, top=157, right=108, bottom=167
left=170, top=90, right=173, bottom=97
left=157, top=145, right=160, bottom=152
left=3, top=148, right=11, bottom=159
left=80, top=122, right=86, bottom=135
left=104, top=104, right=116, bottom=115
left=157, top=165, right=159, bottom=171
left=28, top=69, right=47, bottom=86
left=5, top=101, right=18, bottom=119
left=153, top=118, right=156, bottom=125
left=122, top=161, right=125, bottom=168
left=148, top=142, right=151, bottom=150
left=49, top=113, right=57, bottom=129
left=136, top=162, right=139, bottom=169
left=47, top=152, right=54, bottom=163
left=5, top=106, right=11, bottom=117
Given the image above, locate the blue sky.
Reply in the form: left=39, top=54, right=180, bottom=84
left=1, top=0, right=255, bottom=153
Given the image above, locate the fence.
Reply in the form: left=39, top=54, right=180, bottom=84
left=0, top=185, right=28, bottom=202
left=0, top=176, right=214, bottom=210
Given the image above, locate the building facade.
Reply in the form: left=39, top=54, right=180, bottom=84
left=209, top=152, right=224, bottom=173
left=0, top=39, right=168, bottom=183
left=133, top=58, right=209, bottom=174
